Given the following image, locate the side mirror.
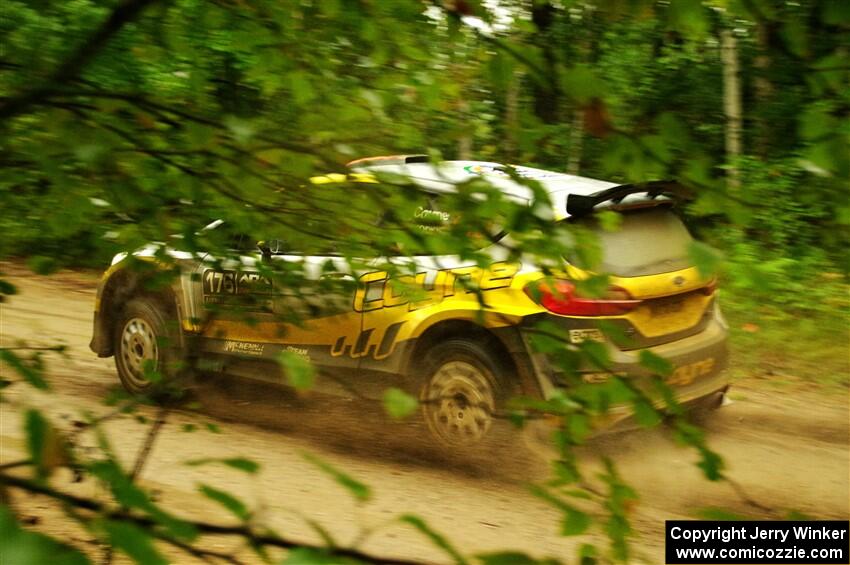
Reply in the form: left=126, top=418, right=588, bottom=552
left=256, top=239, right=284, bottom=261
left=256, top=240, right=272, bottom=261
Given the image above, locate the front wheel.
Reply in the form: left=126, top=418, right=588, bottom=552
left=418, top=339, right=510, bottom=448
left=113, top=297, right=182, bottom=397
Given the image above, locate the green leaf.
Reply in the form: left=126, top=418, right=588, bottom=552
left=198, top=484, right=250, bottom=521
left=26, top=256, right=58, bottom=275
left=382, top=387, right=418, bottom=419
left=638, top=350, right=673, bottom=377
left=561, top=65, right=604, bottom=104
left=89, top=460, right=198, bottom=541
left=283, top=548, right=364, bottom=564
left=1, top=350, right=49, bottom=390
left=696, top=446, right=724, bottom=481
left=561, top=506, right=591, bottom=536
left=0, top=279, right=17, bottom=298
left=477, top=551, right=561, bottom=565
left=24, top=410, right=65, bottom=479
left=574, top=274, right=610, bottom=299
left=185, top=457, right=260, bottom=474
left=24, top=410, right=47, bottom=478
left=632, top=398, right=662, bottom=427
left=98, top=520, right=167, bottom=565
left=667, top=0, right=709, bottom=38
left=594, top=210, right=622, bottom=233
left=400, top=514, right=468, bottom=565
left=290, top=71, right=316, bottom=105
left=302, top=452, right=370, bottom=502
left=578, top=340, right=611, bottom=370
left=278, top=350, right=316, bottom=390
left=799, top=104, right=836, bottom=140
left=821, top=0, right=850, bottom=25
left=578, top=543, right=598, bottom=564
left=528, top=486, right=590, bottom=536
left=0, top=505, right=90, bottom=565
left=687, top=241, right=722, bottom=278
left=567, top=413, right=590, bottom=442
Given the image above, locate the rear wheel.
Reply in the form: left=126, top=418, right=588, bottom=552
left=418, top=339, right=510, bottom=448
left=114, top=297, right=182, bottom=396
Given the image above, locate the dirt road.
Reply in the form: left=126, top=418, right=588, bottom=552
left=1, top=265, right=848, bottom=564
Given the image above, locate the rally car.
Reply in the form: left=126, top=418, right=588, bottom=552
left=90, top=156, right=729, bottom=446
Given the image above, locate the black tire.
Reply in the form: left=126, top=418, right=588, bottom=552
left=113, top=296, right=183, bottom=397
left=417, top=338, right=513, bottom=448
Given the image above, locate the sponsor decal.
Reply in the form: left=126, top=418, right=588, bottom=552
left=284, top=345, right=310, bottom=360
left=463, top=164, right=562, bottom=180
left=353, top=261, right=520, bottom=312
left=414, top=207, right=451, bottom=223
left=331, top=322, right=406, bottom=360
left=222, top=341, right=265, bottom=356
left=666, top=358, right=716, bottom=386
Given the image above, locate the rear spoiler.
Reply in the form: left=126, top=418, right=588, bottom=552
left=566, top=180, right=692, bottom=218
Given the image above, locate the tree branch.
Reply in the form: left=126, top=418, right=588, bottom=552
left=1, top=472, right=425, bottom=565
left=0, top=0, right=165, bottom=120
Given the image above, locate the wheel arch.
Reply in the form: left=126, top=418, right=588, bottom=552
left=90, top=265, right=182, bottom=357
left=402, top=318, right=541, bottom=398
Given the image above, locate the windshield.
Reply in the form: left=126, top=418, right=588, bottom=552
left=570, top=207, right=694, bottom=277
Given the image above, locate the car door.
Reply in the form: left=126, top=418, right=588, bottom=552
left=268, top=252, right=363, bottom=393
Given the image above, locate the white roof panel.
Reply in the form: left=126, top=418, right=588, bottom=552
left=354, top=160, right=620, bottom=219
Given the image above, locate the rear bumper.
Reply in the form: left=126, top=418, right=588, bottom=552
left=521, top=315, right=730, bottom=408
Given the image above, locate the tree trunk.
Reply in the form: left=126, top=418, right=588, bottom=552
left=720, top=28, right=742, bottom=193
left=567, top=107, right=583, bottom=174
left=753, top=22, right=773, bottom=157
left=458, top=100, right=473, bottom=159
left=504, top=69, right=520, bottom=162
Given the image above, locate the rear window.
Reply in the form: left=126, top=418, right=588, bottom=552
left=572, top=207, right=693, bottom=277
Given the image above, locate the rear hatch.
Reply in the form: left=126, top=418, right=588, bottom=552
left=568, top=205, right=716, bottom=349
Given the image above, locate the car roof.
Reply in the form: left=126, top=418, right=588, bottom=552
left=350, top=159, right=626, bottom=220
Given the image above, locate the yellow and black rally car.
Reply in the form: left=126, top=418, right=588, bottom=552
left=90, top=156, right=729, bottom=446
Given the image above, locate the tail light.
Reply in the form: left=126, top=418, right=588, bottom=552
left=524, top=279, right=641, bottom=317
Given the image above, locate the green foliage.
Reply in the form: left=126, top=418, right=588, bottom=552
left=302, top=452, right=371, bottom=503
left=382, top=387, right=419, bottom=419
left=1, top=349, right=49, bottom=390
left=185, top=457, right=260, bottom=474
left=638, top=350, right=673, bottom=378
left=599, top=460, right=638, bottom=563
left=1, top=0, right=847, bottom=562
left=529, top=485, right=591, bottom=537
left=198, top=484, right=251, bottom=521
left=0, top=505, right=90, bottom=565
left=25, top=409, right=56, bottom=480
left=477, top=552, right=561, bottom=565
left=96, top=520, right=168, bottom=565
left=282, top=548, right=365, bottom=564
left=400, top=514, right=468, bottom=565
left=279, top=350, right=317, bottom=391
left=89, top=459, right=198, bottom=540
